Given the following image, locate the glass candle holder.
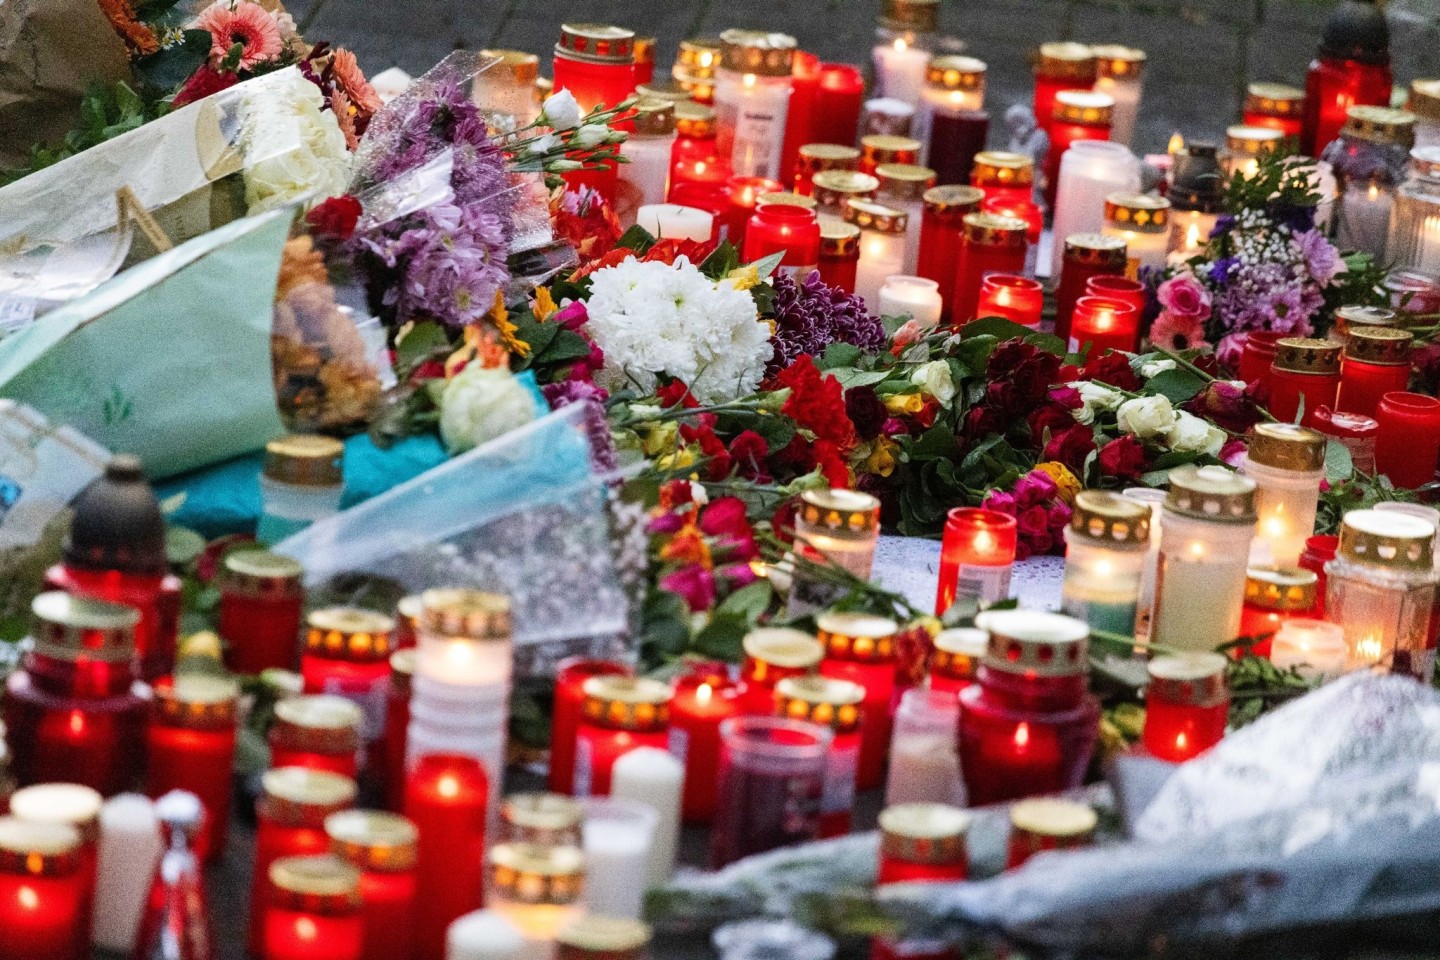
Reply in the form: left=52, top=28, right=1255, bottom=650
left=1270, top=618, right=1348, bottom=679
left=1338, top=326, right=1414, bottom=418
left=917, top=56, right=987, bottom=186
left=778, top=52, right=821, bottom=189
left=795, top=143, right=860, bottom=196
left=1031, top=42, right=1096, bottom=135
left=553, top=23, right=636, bottom=116
left=927, top=627, right=987, bottom=696
left=818, top=216, right=861, bottom=293
left=952, top=212, right=1027, bottom=325
left=877, top=163, right=936, bottom=272
left=1376, top=392, right=1440, bottom=488
left=1101, top=192, right=1171, bottom=278
left=1151, top=465, right=1258, bottom=653
left=1121, top=486, right=1167, bottom=644
left=846, top=199, right=910, bottom=313
left=1050, top=142, right=1141, bottom=279
left=714, top=30, right=796, bottom=181
left=263, top=855, right=364, bottom=960
left=1301, top=0, right=1394, bottom=157
left=1141, top=653, right=1229, bottom=762
left=301, top=607, right=396, bottom=737
left=871, top=0, right=937, bottom=104
left=1323, top=107, right=1415, bottom=259
left=981, top=195, right=1043, bottom=273
left=710, top=716, right=831, bottom=867
left=3, top=591, right=148, bottom=796
left=917, top=185, right=983, bottom=320
left=573, top=676, right=671, bottom=797
left=971, top=151, right=1034, bottom=208
left=815, top=611, right=901, bottom=793
left=876, top=802, right=970, bottom=885
left=1166, top=144, right=1224, bottom=261
left=632, top=36, right=656, bottom=87
left=1243, top=82, right=1305, bottom=153
left=812, top=64, right=864, bottom=147
left=1238, top=566, right=1319, bottom=657
left=1375, top=501, right=1440, bottom=662
left=405, top=753, right=487, bottom=959
left=1242, top=422, right=1326, bottom=569
left=812, top=169, right=879, bottom=218
left=257, top=434, right=345, bottom=545
left=147, top=673, right=239, bottom=862
left=1092, top=45, right=1145, bottom=147
left=617, top=100, right=678, bottom=226
left=958, top=610, right=1100, bottom=805
left=1312, top=406, right=1378, bottom=475
left=1044, top=91, right=1115, bottom=209
left=269, top=695, right=363, bottom=779
left=219, top=549, right=304, bottom=675
left=739, top=628, right=823, bottom=716
left=1061, top=491, right=1151, bottom=637
left=557, top=915, right=652, bottom=960
left=1412, top=80, right=1440, bottom=151
left=487, top=843, right=585, bottom=952
left=1239, top=331, right=1284, bottom=389
left=1004, top=798, right=1096, bottom=870
left=381, top=649, right=415, bottom=813
left=1325, top=509, right=1439, bottom=679
left=675, top=36, right=720, bottom=92
left=1386, top=268, right=1440, bottom=316
left=0, top=818, right=85, bottom=960
left=474, top=49, right=540, bottom=133
left=879, top=276, right=943, bottom=328
left=744, top=200, right=821, bottom=275
left=724, top=174, right=784, bottom=247
left=936, top=507, right=1018, bottom=613
left=1223, top=124, right=1285, bottom=180
left=669, top=664, right=742, bottom=823
left=326, top=810, right=418, bottom=960
left=773, top=675, right=864, bottom=838
left=861, top=135, right=922, bottom=177
left=977, top=274, right=1043, bottom=328
left=1299, top=534, right=1340, bottom=619
left=1269, top=337, right=1342, bottom=427
left=1335, top=304, right=1403, bottom=339
left=1069, top=295, right=1139, bottom=357
left=884, top=688, right=964, bottom=808
left=669, top=103, right=726, bottom=198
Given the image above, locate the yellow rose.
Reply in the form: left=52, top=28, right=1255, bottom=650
left=882, top=392, right=925, bottom=416
left=655, top=446, right=697, bottom=471
left=1034, top=461, right=1083, bottom=505
left=639, top=420, right=679, bottom=457
left=859, top=437, right=898, bottom=477
left=726, top=265, right=761, bottom=291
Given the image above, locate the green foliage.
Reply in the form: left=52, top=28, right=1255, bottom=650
left=1221, top=155, right=1319, bottom=216
left=1144, top=367, right=1207, bottom=405
left=2, top=82, right=170, bottom=185
left=134, top=30, right=212, bottom=91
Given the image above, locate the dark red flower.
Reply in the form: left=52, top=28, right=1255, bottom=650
left=963, top=405, right=1003, bottom=442
left=700, top=497, right=751, bottom=539
left=1043, top=424, right=1096, bottom=471
left=1097, top=435, right=1148, bottom=480
left=845, top=385, right=887, bottom=441
left=657, top=380, right=700, bottom=409
left=987, top=339, right=1041, bottom=378
left=173, top=65, right=239, bottom=108
left=773, top=498, right=799, bottom=543
left=1081, top=351, right=1141, bottom=391
left=729, top=430, right=772, bottom=482
left=1027, top=402, right=1079, bottom=444
left=1011, top=354, right=1061, bottom=408
left=305, top=195, right=363, bottom=241
left=681, top=423, right=731, bottom=481
left=775, top=355, right=858, bottom=451
left=1186, top=379, right=1264, bottom=434
left=812, top=439, right=851, bottom=488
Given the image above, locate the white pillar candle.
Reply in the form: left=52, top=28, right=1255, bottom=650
left=636, top=204, right=714, bottom=242
left=885, top=689, right=964, bottom=808
left=872, top=37, right=931, bottom=105
left=1092, top=46, right=1146, bottom=148
left=1335, top=181, right=1395, bottom=260
left=92, top=793, right=163, bottom=951
left=861, top=97, right=916, bottom=138
left=713, top=33, right=795, bottom=181
left=447, top=909, right=528, bottom=960
left=617, top=104, right=678, bottom=228
left=610, top=747, right=683, bottom=887
left=877, top=275, right=943, bottom=328
left=1271, top=619, right=1347, bottom=679
left=580, top=797, right=657, bottom=920
left=849, top=199, right=909, bottom=313
left=1050, top=141, right=1141, bottom=278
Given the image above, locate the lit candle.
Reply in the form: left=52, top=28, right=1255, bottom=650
left=474, top=50, right=541, bottom=133
left=1085, top=274, right=1146, bottom=318
left=709, top=716, right=831, bottom=867
left=812, top=64, right=864, bottom=146
left=548, top=658, right=632, bottom=796
left=936, top=507, right=1017, bottom=613
left=1242, top=423, right=1326, bottom=569
left=300, top=607, right=396, bottom=738
left=915, top=56, right=987, bottom=185
left=669, top=102, right=727, bottom=200
left=667, top=665, right=741, bottom=823
left=970, top=150, right=1034, bottom=208
left=872, top=35, right=931, bottom=106
left=632, top=36, right=655, bottom=86
left=447, top=909, right=527, bottom=960
left=269, top=695, right=362, bottom=779
left=884, top=689, right=964, bottom=808
left=774, top=675, right=865, bottom=838
left=1376, top=392, right=1440, bottom=488
left=1031, top=42, right=1096, bottom=134
left=1121, top=486, right=1167, bottom=644
left=876, top=163, right=936, bottom=272
left=91, top=794, right=162, bottom=952
left=1326, top=510, right=1439, bottom=678
left=1054, top=233, right=1128, bottom=342
left=878, top=275, right=943, bottom=328
left=927, top=627, right=987, bottom=696
left=778, top=52, right=821, bottom=188
left=1223, top=124, right=1284, bottom=180
left=976, top=274, right=1043, bottom=328
left=262, top=854, right=364, bottom=960
left=610, top=748, right=682, bottom=887
left=725, top=174, right=784, bottom=247
left=1166, top=144, right=1224, bottom=261
left=1388, top=148, right=1440, bottom=277
left=876, top=803, right=969, bottom=885
left=1312, top=406, right=1379, bottom=475
left=1141, top=653, right=1228, bottom=762
left=326, top=810, right=419, bottom=960
left=744, top=198, right=821, bottom=275
left=0, top=817, right=86, bottom=960
left=952, top=212, right=1028, bottom=324
left=381, top=649, right=415, bottom=814
left=1061, top=491, right=1151, bottom=636
left=861, top=134, right=922, bottom=177
left=636, top=203, right=714, bottom=242
left=815, top=611, right=902, bottom=793
left=917, top=185, right=983, bottom=319
left=1242, top=82, right=1304, bottom=153
left=847, top=199, right=910, bottom=313
left=501, top=793, right=583, bottom=847
left=817, top=216, right=861, bottom=293
left=1270, top=618, right=1347, bottom=680
left=1238, top=567, right=1319, bottom=657
left=981, top=194, right=1043, bottom=255
left=713, top=30, right=797, bottom=181
left=486, top=843, right=585, bottom=959
left=1101, top=192, right=1171, bottom=277
left=738, top=628, right=823, bottom=717
left=218, top=549, right=305, bottom=674
left=1004, top=798, right=1096, bottom=870
left=1044, top=90, right=1115, bottom=210
left=1337, top=326, right=1415, bottom=419
left=1328, top=107, right=1413, bottom=260
left=405, top=753, right=488, bottom=960
left=1070, top=295, right=1139, bottom=356
left=146, top=673, right=239, bottom=862
left=1091, top=45, right=1145, bottom=147
left=1269, top=338, right=1342, bottom=428
left=573, top=677, right=672, bottom=797
left=674, top=37, right=720, bottom=105
left=617, top=100, right=678, bottom=225
left=1050, top=142, right=1141, bottom=279
left=551, top=23, right=636, bottom=116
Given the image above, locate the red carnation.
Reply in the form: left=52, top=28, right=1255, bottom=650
left=657, top=380, right=700, bottom=409
left=173, top=65, right=239, bottom=108
left=775, top=355, right=858, bottom=451
left=729, top=430, right=772, bottom=482
left=1097, top=435, right=1148, bottom=480
left=681, top=423, right=731, bottom=481
left=305, top=195, right=363, bottom=241
left=812, top=439, right=851, bottom=488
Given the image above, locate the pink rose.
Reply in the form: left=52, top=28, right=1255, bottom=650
left=984, top=491, right=1018, bottom=515
left=1157, top=274, right=1212, bottom=319
left=1017, top=505, right=1050, bottom=537
left=660, top=566, right=717, bottom=612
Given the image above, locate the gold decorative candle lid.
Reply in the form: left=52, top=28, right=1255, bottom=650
left=799, top=143, right=860, bottom=173
left=261, top=767, right=357, bottom=826
left=674, top=101, right=714, bottom=137
left=305, top=606, right=395, bottom=662
left=264, top=434, right=344, bottom=487
left=272, top=695, right=363, bottom=753
left=844, top=198, right=909, bottom=234
left=1338, top=510, right=1435, bottom=571
left=479, top=50, right=539, bottom=85
left=1033, top=42, right=1097, bottom=80
left=268, top=855, right=362, bottom=914
left=636, top=79, right=691, bottom=105
left=1104, top=192, right=1170, bottom=231
left=0, top=818, right=81, bottom=876
left=775, top=675, right=865, bottom=733
left=419, top=588, right=512, bottom=640
left=1343, top=326, right=1414, bottom=365
left=154, top=673, right=240, bottom=730
left=971, top=151, right=1033, bottom=187
left=1164, top=465, right=1256, bottom=523
left=581, top=676, right=671, bottom=731
left=1341, top=106, right=1416, bottom=147
left=1068, top=490, right=1151, bottom=547
left=1245, top=82, right=1304, bottom=118
left=1411, top=146, right=1440, bottom=180
left=926, top=56, right=986, bottom=91
left=812, top=170, right=879, bottom=209
left=975, top=609, right=1089, bottom=677
left=1247, top=422, right=1326, bottom=472
left=633, top=35, right=656, bottom=67
left=962, top=212, right=1027, bottom=248
left=325, top=810, right=418, bottom=873
left=672, top=68, right=715, bottom=103
left=1009, top=797, right=1098, bottom=840
left=556, top=24, right=635, bottom=65
left=1409, top=79, right=1440, bottom=122
left=1273, top=337, right=1342, bottom=375
left=221, top=549, right=303, bottom=598
left=1091, top=44, right=1145, bottom=79
left=1147, top=652, right=1228, bottom=708
left=878, top=803, right=971, bottom=864
left=677, top=37, right=722, bottom=76
left=488, top=843, right=585, bottom=904
left=557, top=916, right=653, bottom=955
left=1062, top=232, right=1127, bottom=267
left=818, top=216, right=861, bottom=256
left=861, top=135, right=922, bottom=169
left=1334, top=304, right=1400, bottom=336
left=923, top=185, right=985, bottom=225
left=757, top=191, right=818, bottom=210
left=631, top=98, right=676, bottom=136
left=1052, top=90, right=1114, bottom=125
left=1226, top=124, right=1284, bottom=155
left=30, top=590, right=139, bottom=661
left=879, top=0, right=939, bottom=32
left=815, top=610, right=900, bottom=663
left=931, top=626, right=987, bottom=681
left=742, top=628, right=823, bottom=675
left=799, top=488, right=881, bottom=537
left=502, top=793, right=583, bottom=847
left=718, top=29, right=796, bottom=76
left=876, top=164, right=938, bottom=202
left=1244, top=566, right=1318, bottom=612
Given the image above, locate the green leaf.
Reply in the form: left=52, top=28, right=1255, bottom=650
left=394, top=321, right=450, bottom=373
left=747, top=251, right=785, bottom=279
left=134, top=30, right=211, bottom=91
left=819, top=343, right=863, bottom=369
left=715, top=581, right=773, bottom=622
left=908, top=425, right=959, bottom=461
left=699, top=242, right=741, bottom=280
left=615, top=224, right=656, bottom=254
left=955, top=334, right=997, bottom=373
left=831, top=368, right=891, bottom=389
left=693, top=613, right=750, bottom=661
left=1025, top=332, right=1068, bottom=356
left=1146, top=367, right=1207, bottom=404
left=1324, top=439, right=1354, bottom=483
left=960, top=316, right=1037, bottom=342
left=531, top=327, right=592, bottom=366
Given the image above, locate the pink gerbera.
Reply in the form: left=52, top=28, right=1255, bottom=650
left=196, top=0, right=282, bottom=70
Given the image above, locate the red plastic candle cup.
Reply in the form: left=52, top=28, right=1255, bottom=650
left=552, top=23, right=637, bottom=116
left=0, top=817, right=86, bottom=960
left=670, top=106, right=727, bottom=194
left=1069, top=296, right=1140, bottom=356
left=738, top=628, right=823, bottom=717
left=917, top=186, right=983, bottom=320
left=1044, top=90, right=1114, bottom=208
left=392, top=595, right=421, bottom=651
left=405, top=753, right=487, bottom=960
left=548, top=658, right=632, bottom=795
left=1053, top=234, right=1127, bottom=342
left=262, top=855, right=364, bottom=960
left=710, top=716, right=831, bottom=867
left=1377, top=392, right=1440, bottom=488
left=977, top=274, right=1043, bottom=328
left=669, top=664, right=741, bottom=824
left=952, top=213, right=1028, bottom=325
left=326, top=811, right=419, bottom=960
left=815, top=611, right=900, bottom=793
left=1238, top=331, right=1285, bottom=388
left=1032, top=42, right=1097, bottom=135
left=1311, top=406, right=1378, bottom=476
left=970, top=151, right=1035, bottom=209
left=928, top=627, right=988, bottom=695
left=981, top=195, right=1042, bottom=247
left=147, top=674, right=239, bottom=862
left=937, top=508, right=1018, bottom=614
left=1301, top=46, right=1392, bottom=157
left=876, top=803, right=970, bottom=885
left=1237, top=567, right=1319, bottom=658
left=818, top=219, right=861, bottom=294
left=779, top=52, right=821, bottom=188
left=1004, top=797, right=1097, bottom=870
left=269, top=695, right=362, bottom=779
left=812, top=64, right=865, bottom=148
left=1141, top=653, right=1229, bottom=762
left=299, top=608, right=396, bottom=724
left=1299, top=535, right=1340, bottom=619
left=572, top=676, right=671, bottom=796
left=218, top=550, right=305, bottom=675
left=1268, top=338, right=1342, bottom=427
left=6, top=784, right=101, bottom=960
left=1338, top=327, right=1414, bottom=418
left=1085, top=274, right=1145, bottom=318
left=380, top=650, right=415, bottom=813
left=772, top=675, right=863, bottom=839
left=726, top=175, right=784, bottom=249
left=1242, top=82, right=1305, bottom=150
left=668, top=179, right=730, bottom=218
left=632, top=36, right=655, bottom=87
left=247, top=768, right=357, bottom=956
left=743, top=202, right=821, bottom=272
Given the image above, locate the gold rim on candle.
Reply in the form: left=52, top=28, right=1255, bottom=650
left=30, top=590, right=139, bottom=662
left=1247, top=423, right=1326, bottom=472
left=815, top=610, right=900, bottom=663
left=0, top=817, right=82, bottom=876
left=1068, top=490, right=1151, bottom=546
left=264, top=434, right=344, bottom=486
left=1338, top=510, right=1435, bottom=571
left=718, top=29, right=796, bottom=76
left=930, top=627, right=987, bottom=681
left=774, top=675, right=865, bottom=732
left=844, top=198, right=909, bottom=234
left=1052, top=90, right=1113, bottom=125
left=1091, top=44, right=1145, bottom=79
left=1009, top=797, right=1097, bottom=839
left=221, top=548, right=304, bottom=598
left=878, top=802, right=971, bottom=864
left=1343, top=326, right=1414, bottom=365
left=1245, top=82, right=1304, bottom=119
left=260, top=767, right=357, bottom=827
left=1164, top=465, right=1257, bottom=523
left=975, top=609, right=1089, bottom=677
left=1033, top=41, right=1096, bottom=81
left=971, top=151, right=1033, bottom=187
left=812, top=170, right=879, bottom=209
left=879, top=0, right=940, bottom=32
left=742, top=628, right=823, bottom=678
left=861, top=135, right=922, bottom=170
left=631, top=98, right=676, bottom=136
left=479, top=49, right=540, bottom=84
left=674, top=101, right=715, bottom=137
left=923, top=185, right=985, bottom=225
left=502, top=793, right=584, bottom=847
left=1062, top=232, right=1127, bottom=267
left=1146, top=652, right=1229, bottom=707
left=556, top=23, right=635, bottom=65
left=557, top=915, right=653, bottom=953
left=419, top=588, right=512, bottom=640
left=271, top=695, right=363, bottom=754
left=269, top=854, right=363, bottom=913
left=305, top=606, right=396, bottom=662
left=1273, top=337, right=1342, bottom=375
left=1244, top=566, right=1319, bottom=612
left=154, top=673, right=240, bottom=729
left=326, top=810, right=419, bottom=873
left=1225, top=124, right=1284, bottom=156
left=798, top=488, right=882, bottom=537
left=962, top=211, right=1027, bottom=248
left=757, top=191, right=818, bottom=210
left=1103, top=192, right=1170, bottom=232
left=926, top=56, right=986, bottom=91
left=1334, top=304, right=1401, bottom=337
left=876, top=163, right=938, bottom=202
left=1341, top=106, right=1416, bottom=147
left=581, top=676, right=671, bottom=731
left=488, top=843, right=586, bottom=904
left=818, top=216, right=861, bottom=256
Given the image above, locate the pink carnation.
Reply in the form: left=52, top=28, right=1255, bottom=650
left=1157, top=273, right=1212, bottom=319
left=196, top=1, right=283, bottom=70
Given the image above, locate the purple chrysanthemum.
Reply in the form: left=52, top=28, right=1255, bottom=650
left=541, top=385, right=616, bottom=473
left=767, top=270, right=886, bottom=374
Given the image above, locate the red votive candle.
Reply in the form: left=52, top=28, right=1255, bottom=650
left=794, top=143, right=860, bottom=197
left=548, top=658, right=632, bottom=795
left=1238, top=567, right=1319, bottom=658
left=299, top=607, right=396, bottom=726
left=739, top=628, right=823, bottom=716
left=779, top=51, right=821, bottom=188
left=1301, top=32, right=1392, bottom=157
left=1004, top=797, right=1097, bottom=870
left=1044, top=90, right=1114, bottom=208
left=1069, top=296, right=1140, bottom=356
left=573, top=676, right=671, bottom=796
left=817, top=611, right=901, bottom=792
left=1311, top=406, right=1378, bottom=475
left=405, top=753, right=487, bottom=960
left=219, top=549, right=305, bottom=675
left=247, top=768, right=357, bottom=956
left=775, top=675, right=864, bottom=839
left=928, top=627, right=988, bottom=695
left=744, top=201, right=821, bottom=273
left=1032, top=42, right=1097, bottom=135
left=726, top=175, right=784, bottom=248
left=147, top=674, right=239, bottom=862
left=970, top=151, right=1035, bottom=209
left=669, top=663, right=741, bottom=824
left=937, top=508, right=1018, bottom=613
left=1141, top=653, right=1229, bottom=763
left=632, top=36, right=655, bottom=87
left=818, top=218, right=861, bottom=293
left=709, top=717, right=830, bottom=867
left=860, top=135, right=921, bottom=178
left=1269, top=338, right=1342, bottom=427
left=1054, top=233, right=1127, bottom=342
left=812, top=63, right=864, bottom=148
left=269, top=695, right=362, bottom=779
left=1243, top=82, right=1305, bottom=152
left=981, top=195, right=1042, bottom=248
left=1338, top=327, right=1415, bottom=418
left=1376, top=392, right=1440, bottom=488
left=917, top=185, right=983, bottom=320
left=6, top=784, right=100, bottom=960
left=1299, top=535, right=1340, bottom=619
left=262, top=855, right=364, bottom=960
left=669, top=103, right=728, bottom=197
left=552, top=23, right=636, bottom=116
left=876, top=803, right=970, bottom=885
left=1238, top=331, right=1285, bottom=388
left=976, top=274, right=1043, bottom=328
left=326, top=810, right=418, bottom=960
left=380, top=650, right=414, bottom=813
left=953, top=213, right=1028, bottom=325
left=1085, top=274, right=1145, bottom=317
left=0, top=817, right=85, bottom=960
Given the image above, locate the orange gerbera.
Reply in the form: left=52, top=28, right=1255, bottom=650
left=99, top=0, right=160, bottom=56
left=330, top=48, right=383, bottom=115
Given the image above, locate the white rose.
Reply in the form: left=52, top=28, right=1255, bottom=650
left=1116, top=394, right=1178, bottom=439
left=243, top=77, right=352, bottom=212
left=1140, top=358, right=1177, bottom=378
left=1075, top=381, right=1125, bottom=411
left=1165, top=411, right=1226, bottom=456
left=542, top=89, right=583, bottom=130
left=910, top=360, right=956, bottom=406
left=438, top=366, right=538, bottom=454
left=571, top=123, right=610, bottom=149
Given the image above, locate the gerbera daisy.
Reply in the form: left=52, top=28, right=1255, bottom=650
left=196, top=0, right=283, bottom=71
left=330, top=48, right=382, bottom=115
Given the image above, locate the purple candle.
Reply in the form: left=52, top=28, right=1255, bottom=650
left=709, top=717, right=832, bottom=868
left=929, top=110, right=990, bottom=186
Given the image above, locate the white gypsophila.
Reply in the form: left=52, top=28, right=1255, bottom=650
left=1116, top=394, right=1177, bottom=440
left=586, top=257, right=771, bottom=405
left=243, top=72, right=352, bottom=213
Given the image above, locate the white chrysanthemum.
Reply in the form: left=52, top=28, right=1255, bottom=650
left=586, top=257, right=771, bottom=404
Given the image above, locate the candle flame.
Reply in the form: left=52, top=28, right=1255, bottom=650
left=697, top=682, right=713, bottom=704
left=68, top=710, right=85, bottom=736
left=695, top=161, right=707, bottom=175
left=16, top=885, right=37, bottom=911
left=743, top=73, right=757, bottom=89
left=438, top=774, right=460, bottom=799
left=1367, top=183, right=1380, bottom=202
left=996, top=288, right=1012, bottom=307
left=1094, top=309, right=1115, bottom=332
left=1185, top=223, right=1201, bottom=250
left=894, top=37, right=908, bottom=52
left=1167, top=131, right=1185, bottom=154
left=296, top=918, right=318, bottom=942
left=974, top=530, right=996, bottom=552
left=1014, top=722, right=1030, bottom=748
left=699, top=51, right=715, bottom=69
left=1187, top=541, right=1206, bottom=560
left=1174, top=731, right=1189, bottom=753
left=1356, top=633, right=1384, bottom=666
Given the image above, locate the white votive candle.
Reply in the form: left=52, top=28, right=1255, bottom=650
left=1050, top=141, right=1141, bottom=278
left=447, top=909, right=528, bottom=960
left=92, top=793, right=163, bottom=951
left=877, top=275, right=943, bottom=328
left=581, top=797, right=657, bottom=920
left=611, top=747, right=683, bottom=887
left=636, top=203, right=715, bottom=242
left=1271, top=618, right=1347, bottom=679
left=872, top=37, right=931, bottom=105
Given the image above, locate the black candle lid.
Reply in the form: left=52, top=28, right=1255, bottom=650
left=64, top=454, right=168, bottom=575
left=1318, top=0, right=1390, bottom=66
left=1169, top=144, right=1224, bottom=213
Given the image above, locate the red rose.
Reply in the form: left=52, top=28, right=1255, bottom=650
left=1097, top=435, right=1147, bottom=480
left=1027, top=402, right=1078, bottom=443
left=775, top=355, right=858, bottom=451
left=173, top=66, right=239, bottom=108
left=1081, top=351, right=1141, bottom=391
left=963, top=405, right=1003, bottom=442
left=305, top=195, right=363, bottom=241
left=1043, top=424, right=1096, bottom=471
left=845, top=386, right=887, bottom=441
left=1012, top=355, right=1063, bottom=409
left=729, top=430, right=772, bottom=482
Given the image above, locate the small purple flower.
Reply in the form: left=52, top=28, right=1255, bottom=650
left=1210, top=214, right=1235, bottom=239
left=1208, top=256, right=1238, bottom=286
left=1294, top=229, right=1345, bottom=286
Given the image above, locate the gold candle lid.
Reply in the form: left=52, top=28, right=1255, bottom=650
left=931, top=627, right=987, bottom=681
left=962, top=211, right=1027, bottom=248
left=861, top=134, right=922, bottom=170
left=818, top=216, right=861, bottom=257
left=742, top=628, right=823, bottom=676
left=757, top=191, right=818, bottom=210
left=878, top=803, right=971, bottom=864
left=1091, top=44, right=1145, bottom=79
left=1247, top=422, right=1326, bottom=472
left=631, top=98, right=676, bottom=136
left=923, top=185, right=985, bottom=226
left=0, top=818, right=81, bottom=876
left=30, top=590, right=138, bottom=662
left=674, top=101, right=715, bottom=137
left=581, top=676, right=671, bottom=731
left=557, top=916, right=652, bottom=955
left=815, top=610, right=900, bottom=663
left=268, top=854, right=362, bottom=914
left=221, top=549, right=304, bottom=598
left=1410, top=146, right=1440, bottom=180
left=9, top=784, right=103, bottom=838
left=1147, top=652, right=1228, bottom=708
left=1335, top=304, right=1400, bottom=336
left=1226, top=124, right=1284, bottom=155
left=876, top=163, right=938, bottom=202
left=479, top=49, right=539, bottom=85
left=305, top=607, right=395, bottom=662
left=673, top=67, right=715, bottom=103
left=419, top=588, right=512, bottom=639
left=556, top=23, right=635, bottom=64
left=926, top=56, right=986, bottom=91
left=844, top=198, right=909, bottom=234
left=633, top=35, right=656, bottom=67
left=1244, top=566, right=1319, bottom=612
left=718, top=29, right=796, bottom=76
left=1068, top=490, right=1151, bottom=546
left=1344, top=326, right=1413, bottom=365
left=326, top=810, right=418, bottom=873
left=677, top=37, right=722, bottom=76
left=1164, top=465, right=1256, bottom=523
left=1341, top=106, right=1416, bottom=147
left=502, top=793, right=584, bottom=846
left=260, top=767, right=357, bottom=826
left=488, top=843, right=586, bottom=904
left=798, top=143, right=861, bottom=176
left=1408, top=79, right=1440, bottom=122
left=1062, top=232, right=1127, bottom=267
left=1052, top=89, right=1113, bottom=125
left=1103, top=192, right=1170, bottom=231
left=799, top=488, right=882, bottom=537
left=264, top=434, right=344, bottom=486
left=976, top=609, right=1089, bottom=677
left=271, top=695, right=362, bottom=754
left=774, top=675, right=865, bottom=733
left=1273, top=337, right=1342, bottom=375
left=879, top=0, right=940, bottom=32
left=1338, top=510, right=1435, bottom=571
left=389, top=647, right=416, bottom=684
left=971, top=151, right=1033, bottom=188
left=812, top=170, right=880, bottom=209
left=1033, top=41, right=1097, bottom=81
left=1009, top=797, right=1098, bottom=840
left=154, top=673, right=240, bottom=730
left=1245, top=82, right=1304, bottom=119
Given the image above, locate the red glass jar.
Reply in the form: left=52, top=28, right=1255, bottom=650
left=816, top=611, right=901, bottom=792
left=1054, top=233, right=1127, bottom=342
left=218, top=549, right=305, bottom=675
left=953, top=213, right=1027, bottom=326
left=669, top=663, right=741, bottom=824
left=738, top=628, right=823, bottom=716
left=958, top=610, right=1100, bottom=806
left=779, top=52, right=822, bottom=188
left=3, top=592, right=148, bottom=796
left=928, top=627, right=988, bottom=695
left=405, top=753, right=487, bottom=960
left=924, top=57, right=989, bottom=186
left=1044, top=91, right=1114, bottom=209
left=1004, top=797, right=1097, bottom=869
left=937, top=508, right=1018, bottom=614
left=381, top=650, right=414, bottom=813
left=981, top=194, right=1042, bottom=248
left=0, top=818, right=86, bottom=960
left=1269, top=337, right=1342, bottom=427
left=812, top=63, right=864, bottom=148
left=300, top=608, right=396, bottom=734
left=744, top=201, right=821, bottom=273
left=916, top=185, right=982, bottom=320
left=1299, top=535, right=1340, bottom=619
left=262, top=855, right=364, bottom=960
left=1070, top=296, right=1140, bottom=357
left=392, top=595, right=421, bottom=650
left=669, top=103, right=727, bottom=198
left=876, top=803, right=970, bottom=885
left=818, top=219, right=861, bottom=293
left=326, top=811, right=418, bottom=960
left=976, top=274, right=1043, bottom=328
left=1243, top=82, right=1305, bottom=152
left=147, top=674, right=239, bottom=862
left=970, top=151, right=1034, bottom=208
left=1238, top=567, right=1319, bottom=658
left=1032, top=42, right=1097, bottom=134
left=725, top=174, right=784, bottom=248
left=1141, top=653, right=1229, bottom=762
left=1338, top=326, right=1414, bottom=418
left=548, top=658, right=631, bottom=795
left=794, top=143, right=859, bottom=197
left=268, top=695, right=363, bottom=779
left=1300, top=0, right=1393, bottom=156
left=248, top=768, right=357, bottom=956
left=709, top=716, right=829, bottom=867
left=7, top=784, right=100, bottom=957
left=1239, top=331, right=1285, bottom=388
left=1085, top=274, right=1145, bottom=318
left=573, top=676, right=671, bottom=796
left=552, top=23, right=636, bottom=116
left=1376, top=391, right=1440, bottom=488
left=775, top=675, right=864, bottom=838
